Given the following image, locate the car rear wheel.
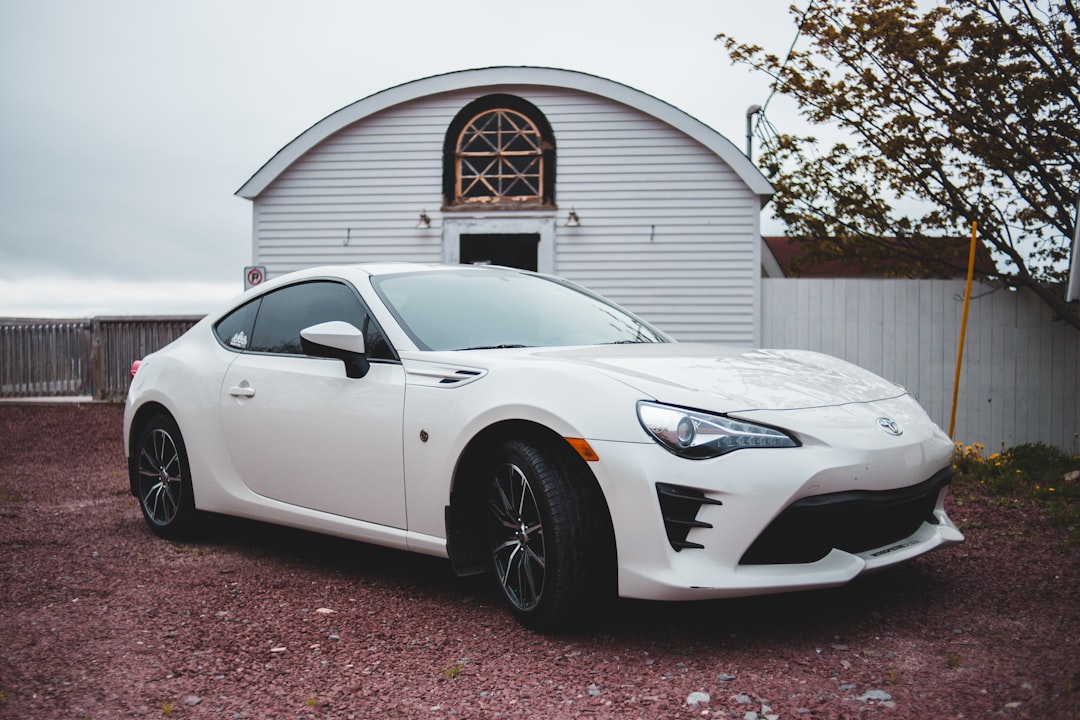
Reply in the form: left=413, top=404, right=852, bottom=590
left=133, top=413, right=198, bottom=539
left=486, top=438, right=598, bottom=632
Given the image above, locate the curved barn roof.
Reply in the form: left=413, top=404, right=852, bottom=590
left=235, top=66, right=774, bottom=199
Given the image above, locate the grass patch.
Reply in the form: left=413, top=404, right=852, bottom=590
left=954, top=442, right=1080, bottom=542
left=440, top=658, right=470, bottom=679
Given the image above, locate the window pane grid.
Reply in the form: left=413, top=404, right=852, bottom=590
left=456, top=108, right=543, bottom=203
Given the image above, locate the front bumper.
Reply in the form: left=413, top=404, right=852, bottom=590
left=589, top=431, right=963, bottom=602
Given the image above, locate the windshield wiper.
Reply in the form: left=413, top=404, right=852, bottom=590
left=457, top=344, right=531, bottom=351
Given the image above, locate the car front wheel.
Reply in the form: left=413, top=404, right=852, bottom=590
left=486, top=438, right=598, bottom=632
left=132, top=413, right=198, bottom=539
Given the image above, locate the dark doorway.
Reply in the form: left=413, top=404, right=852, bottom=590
left=460, top=234, right=539, bottom=272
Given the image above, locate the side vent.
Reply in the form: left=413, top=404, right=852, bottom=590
left=440, top=369, right=483, bottom=385
left=656, top=483, right=723, bottom=551
left=406, top=364, right=488, bottom=388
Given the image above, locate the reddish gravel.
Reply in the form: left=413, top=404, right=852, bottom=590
left=0, top=402, right=1077, bottom=719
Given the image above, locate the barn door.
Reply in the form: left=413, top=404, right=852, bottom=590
left=459, top=233, right=540, bottom=271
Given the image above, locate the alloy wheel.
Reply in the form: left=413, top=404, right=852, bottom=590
left=138, top=427, right=183, bottom=527
left=489, top=461, right=546, bottom=611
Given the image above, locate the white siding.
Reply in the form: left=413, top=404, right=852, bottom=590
left=762, top=278, right=1080, bottom=453
left=546, top=90, right=759, bottom=343
left=253, top=96, right=451, bottom=271
left=251, top=85, right=762, bottom=344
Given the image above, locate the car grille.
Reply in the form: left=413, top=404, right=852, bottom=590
left=739, top=467, right=954, bottom=565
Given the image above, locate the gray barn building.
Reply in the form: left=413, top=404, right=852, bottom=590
left=237, top=67, right=776, bottom=344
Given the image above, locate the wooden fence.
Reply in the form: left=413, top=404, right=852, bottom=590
left=762, top=279, right=1080, bottom=454
left=1, top=317, right=201, bottom=402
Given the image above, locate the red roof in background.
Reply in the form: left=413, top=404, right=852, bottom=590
left=763, top=236, right=997, bottom=279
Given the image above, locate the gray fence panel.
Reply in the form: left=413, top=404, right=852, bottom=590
left=1, top=317, right=200, bottom=402
left=762, top=279, right=1080, bottom=453
left=1, top=320, right=92, bottom=397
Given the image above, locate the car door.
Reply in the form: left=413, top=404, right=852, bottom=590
left=218, top=279, right=407, bottom=528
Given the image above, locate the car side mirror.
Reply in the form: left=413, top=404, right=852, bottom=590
left=300, top=321, right=370, bottom=379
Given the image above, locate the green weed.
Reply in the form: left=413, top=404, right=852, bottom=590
left=440, top=658, right=470, bottom=679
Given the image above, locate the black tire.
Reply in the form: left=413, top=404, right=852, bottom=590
left=132, top=413, right=198, bottom=540
left=486, top=438, right=600, bottom=632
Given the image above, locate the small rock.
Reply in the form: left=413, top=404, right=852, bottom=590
left=270, top=646, right=287, bottom=653
left=857, top=689, right=893, bottom=702
left=315, top=607, right=336, bottom=615
left=733, top=693, right=752, bottom=704
left=744, top=712, right=759, bottom=720
left=840, top=683, right=858, bottom=692
left=184, top=696, right=202, bottom=706
left=686, top=691, right=710, bottom=707
left=587, top=684, right=601, bottom=697
left=717, top=673, right=736, bottom=681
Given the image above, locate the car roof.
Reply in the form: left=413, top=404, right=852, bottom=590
left=285, top=262, right=526, bottom=280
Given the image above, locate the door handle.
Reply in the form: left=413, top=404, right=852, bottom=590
left=229, top=385, right=256, bottom=398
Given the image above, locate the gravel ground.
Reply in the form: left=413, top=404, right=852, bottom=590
left=0, top=402, right=1077, bottom=719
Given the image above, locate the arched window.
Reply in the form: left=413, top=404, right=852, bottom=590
left=443, top=95, right=555, bottom=208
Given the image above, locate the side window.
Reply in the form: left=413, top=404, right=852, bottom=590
left=214, top=298, right=260, bottom=351
left=248, top=280, right=395, bottom=360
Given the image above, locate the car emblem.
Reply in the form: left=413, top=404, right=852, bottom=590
left=876, top=417, right=903, bottom=436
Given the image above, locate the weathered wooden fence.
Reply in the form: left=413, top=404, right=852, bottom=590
left=1, top=317, right=201, bottom=402
left=762, top=279, right=1080, bottom=454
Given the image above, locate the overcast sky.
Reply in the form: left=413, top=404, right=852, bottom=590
left=0, top=0, right=801, bottom=317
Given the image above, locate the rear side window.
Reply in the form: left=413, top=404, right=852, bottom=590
left=214, top=280, right=394, bottom=360
left=214, top=299, right=259, bottom=350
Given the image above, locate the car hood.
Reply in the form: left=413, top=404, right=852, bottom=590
left=531, top=343, right=908, bottom=413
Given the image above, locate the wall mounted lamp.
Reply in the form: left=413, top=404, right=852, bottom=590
left=416, top=211, right=432, bottom=229
left=566, top=209, right=580, bottom=227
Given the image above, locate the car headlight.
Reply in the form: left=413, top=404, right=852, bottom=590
left=637, top=401, right=798, bottom=459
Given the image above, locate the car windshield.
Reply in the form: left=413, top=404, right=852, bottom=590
left=371, top=267, right=670, bottom=351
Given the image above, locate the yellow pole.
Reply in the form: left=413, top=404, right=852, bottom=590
left=949, top=221, right=979, bottom=439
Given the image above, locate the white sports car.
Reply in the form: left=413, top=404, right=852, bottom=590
left=125, top=263, right=963, bottom=631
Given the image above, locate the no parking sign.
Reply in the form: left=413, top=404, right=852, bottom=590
left=244, top=266, right=266, bottom=290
